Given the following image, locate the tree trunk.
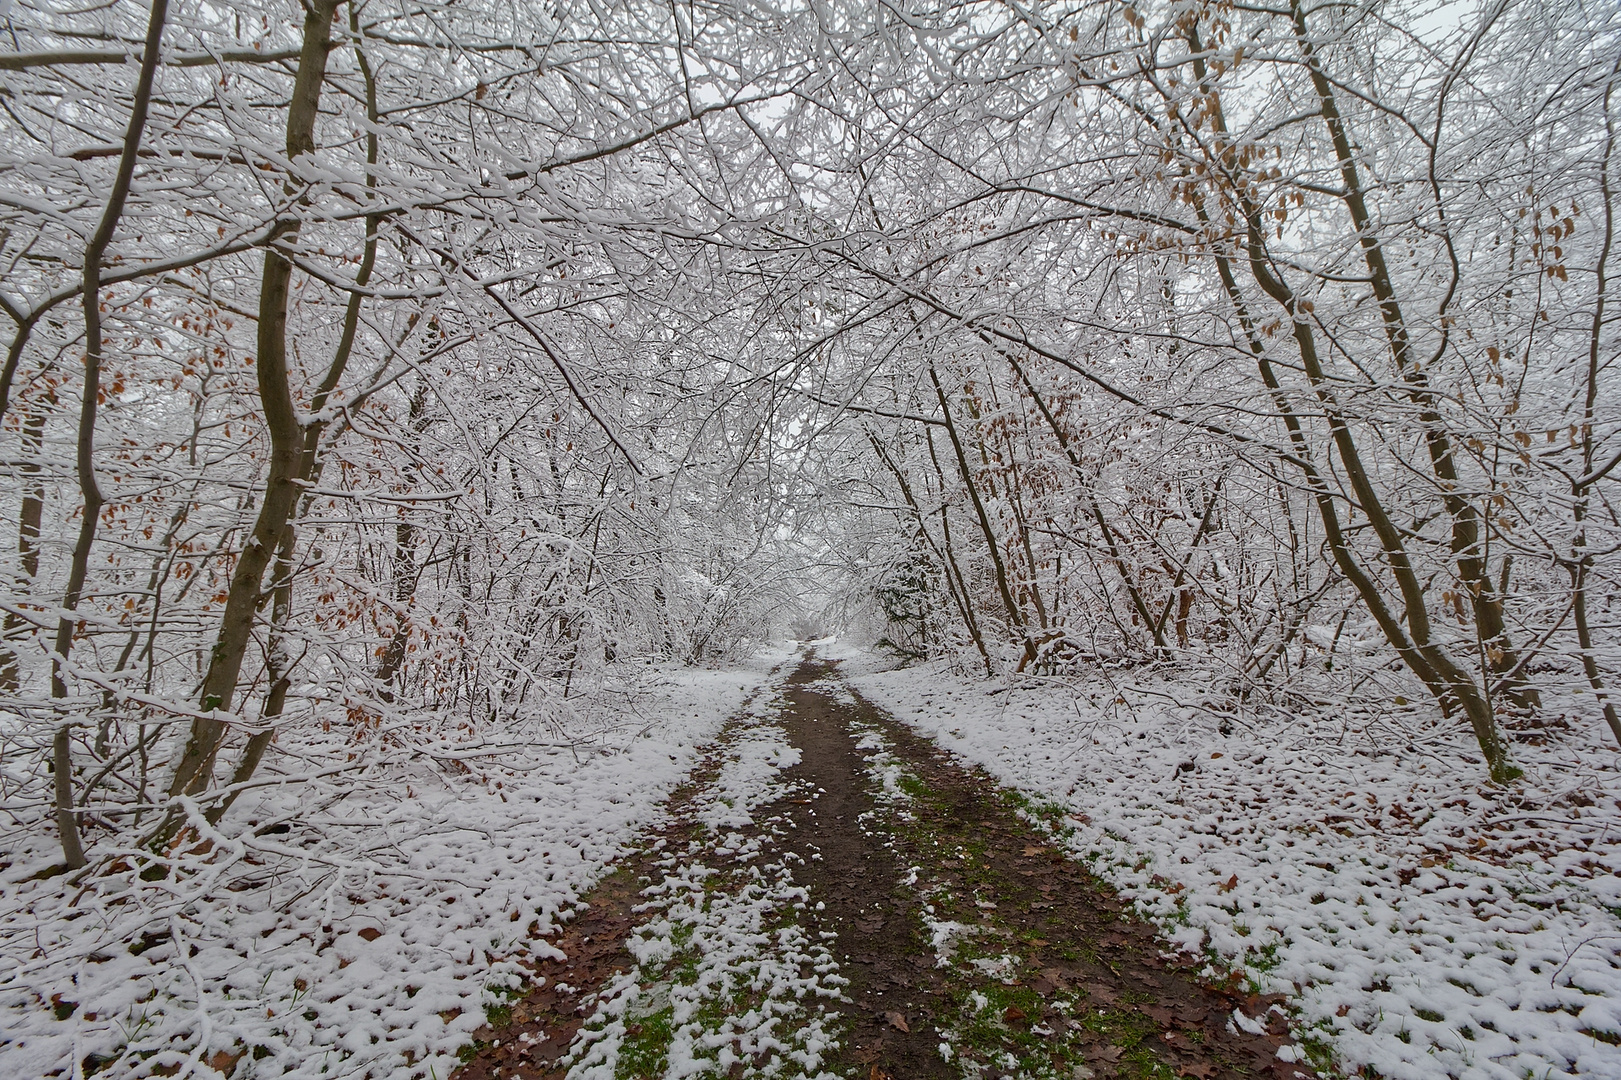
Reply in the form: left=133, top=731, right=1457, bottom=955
left=929, top=362, right=1032, bottom=667
left=48, top=0, right=170, bottom=868
left=1286, top=3, right=1535, bottom=712
left=0, top=397, right=48, bottom=691
left=868, top=429, right=993, bottom=673
left=923, top=428, right=993, bottom=673
left=1002, top=350, right=1164, bottom=653
left=167, top=0, right=343, bottom=800
left=1178, top=29, right=1515, bottom=781
left=1570, top=58, right=1621, bottom=748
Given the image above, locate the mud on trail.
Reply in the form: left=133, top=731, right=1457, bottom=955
left=455, top=654, right=1314, bottom=1080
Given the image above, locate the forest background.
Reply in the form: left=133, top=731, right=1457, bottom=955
left=0, top=0, right=1617, bottom=1076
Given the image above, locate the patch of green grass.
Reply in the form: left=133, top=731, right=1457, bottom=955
left=1079, top=1007, right=1150, bottom=1049
left=1247, top=938, right=1282, bottom=979
left=482, top=975, right=528, bottom=1028
left=898, top=772, right=930, bottom=799
left=1121, top=1044, right=1180, bottom=1079
left=616, top=1005, right=676, bottom=1080
left=943, top=980, right=1088, bottom=1080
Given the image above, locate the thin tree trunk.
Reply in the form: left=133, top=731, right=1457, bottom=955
left=923, top=428, right=993, bottom=673
left=1002, top=350, right=1164, bottom=652
left=374, top=384, right=432, bottom=699
left=0, top=396, right=48, bottom=691
left=48, top=0, right=170, bottom=868
left=1286, top=3, right=1533, bottom=711
left=166, top=0, right=343, bottom=801
left=1571, top=57, right=1621, bottom=747
left=868, top=430, right=992, bottom=673
left=0, top=314, right=39, bottom=425
left=928, top=361, right=1032, bottom=668
left=968, top=379, right=1050, bottom=632
left=1151, top=478, right=1224, bottom=647
left=205, top=529, right=294, bottom=826
left=1178, top=31, right=1515, bottom=781
left=97, top=496, right=191, bottom=756
left=187, top=1, right=388, bottom=818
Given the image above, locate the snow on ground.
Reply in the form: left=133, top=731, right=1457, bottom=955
left=564, top=683, right=845, bottom=1080
left=0, top=650, right=791, bottom=1080
left=841, top=647, right=1621, bottom=1080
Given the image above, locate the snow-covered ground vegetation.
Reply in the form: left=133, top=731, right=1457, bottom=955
left=564, top=693, right=845, bottom=1080
left=848, top=653, right=1621, bottom=1080
left=1, top=661, right=781, bottom=1078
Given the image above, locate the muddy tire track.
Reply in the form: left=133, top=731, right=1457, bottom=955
left=457, top=653, right=1318, bottom=1080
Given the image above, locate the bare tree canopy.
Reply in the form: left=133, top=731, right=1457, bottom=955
left=0, top=0, right=1616, bottom=1076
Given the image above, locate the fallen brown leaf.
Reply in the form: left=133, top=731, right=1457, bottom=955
left=208, top=1048, right=245, bottom=1075
left=886, top=1010, right=909, bottom=1033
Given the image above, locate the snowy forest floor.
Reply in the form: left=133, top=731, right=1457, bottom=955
left=7, top=646, right=1619, bottom=1080
left=453, top=652, right=1310, bottom=1080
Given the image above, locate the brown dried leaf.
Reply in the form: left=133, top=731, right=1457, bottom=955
left=1143, top=1003, right=1176, bottom=1027
left=208, top=1048, right=245, bottom=1076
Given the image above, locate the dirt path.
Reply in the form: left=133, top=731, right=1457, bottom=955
left=455, top=653, right=1315, bottom=1080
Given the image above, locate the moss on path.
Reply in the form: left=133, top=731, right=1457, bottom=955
left=455, top=654, right=1318, bottom=1080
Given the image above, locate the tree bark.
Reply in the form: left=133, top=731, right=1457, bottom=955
left=167, top=0, right=343, bottom=800
left=1178, top=28, right=1515, bottom=781
left=1570, top=57, right=1621, bottom=747
left=0, top=396, right=49, bottom=691
left=48, top=0, right=170, bottom=868
left=929, top=361, right=1032, bottom=667
left=1286, top=3, right=1534, bottom=712
left=868, top=429, right=993, bottom=673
